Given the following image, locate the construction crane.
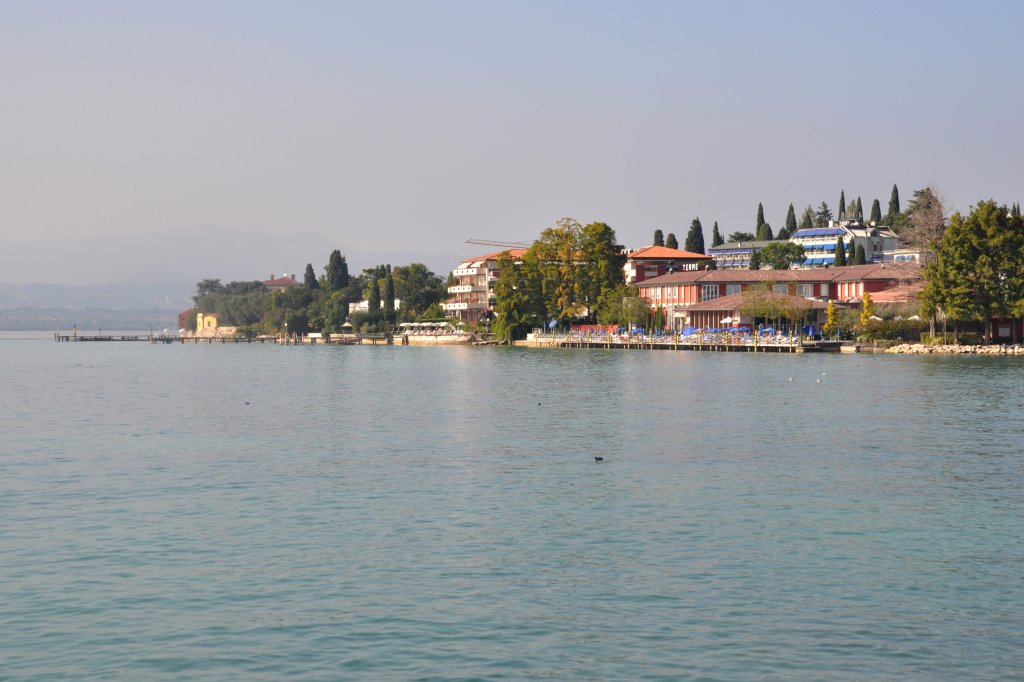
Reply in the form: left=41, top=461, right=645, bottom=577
left=465, top=239, right=531, bottom=248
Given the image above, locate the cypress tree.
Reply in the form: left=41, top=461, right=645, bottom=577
left=834, top=240, right=847, bottom=266
left=756, top=203, right=765, bottom=230
left=839, top=190, right=847, bottom=219
left=855, top=197, right=864, bottom=222
left=665, top=232, right=678, bottom=249
left=368, top=277, right=381, bottom=312
left=776, top=226, right=790, bottom=240
left=304, top=263, right=319, bottom=289
left=855, top=244, right=867, bottom=265
left=785, top=203, right=797, bottom=233
left=799, top=206, right=814, bottom=230
left=325, top=250, right=349, bottom=291
left=870, top=199, right=882, bottom=224
left=711, top=221, right=724, bottom=247
left=684, top=218, right=705, bottom=254
left=749, top=250, right=762, bottom=270
left=653, top=229, right=664, bottom=247
left=384, top=272, right=396, bottom=323
left=847, top=240, right=855, bottom=263
left=756, top=222, right=774, bottom=240
left=888, top=184, right=901, bottom=216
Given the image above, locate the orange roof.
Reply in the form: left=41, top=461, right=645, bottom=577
left=627, top=245, right=712, bottom=260
left=462, top=248, right=529, bottom=264
left=263, top=275, right=301, bottom=287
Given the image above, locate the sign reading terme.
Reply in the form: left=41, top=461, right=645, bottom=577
left=679, top=263, right=701, bottom=271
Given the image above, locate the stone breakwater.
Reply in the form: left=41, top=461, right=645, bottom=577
left=886, top=343, right=1024, bottom=354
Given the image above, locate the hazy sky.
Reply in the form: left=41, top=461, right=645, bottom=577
left=2, top=0, right=1022, bottom=259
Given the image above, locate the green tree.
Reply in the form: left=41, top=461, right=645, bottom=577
left=815, top=202, right=834, bottom=227
left=838, top=190, right=847, bottom=219
left=384, top=272, right=396, bottom=325
left=854, top=244, right=867, bottom=265
left=711, top=222, right=724, bottom=247
left=304, top=263, right=319, bottom=289
left=367, top=275, right=381, bottom=313
left=685, top=217, right=705, bottom=254
left=756, top=222, right=774, bottom=241
left=756, top=203, right=765, bottom=231
left=325, top=250, right=349, bottom=291
left=785, top=203, right=797, bottom=233
left=855, top=197, right=864, bottom=222
left=846, top=240, right=855, bottom=264
left=579, top=221, right=626, bottom=322
left=870, top=198, right=882, bottom=224
left=799, top=206, right=815, bottom=230
left=749, top=250, right=762, bottom=270
left=653, top=229, right=664, bottom=246
left=532, top=217, right=586, bottom=322
left=392, top=263, right=445, bottom=319
left=758, top=242, right=806, bottom=269
left=665, top=232, right=678, bottom=249
left=728, top=231, right=755, bottom=243
left=888, top=184, right=901, bottom=217
left=922, top=201, right=1024, bottom=342
left=833, top=240, right=847, bottom=266
left=596, top=282, right=639, bottom=326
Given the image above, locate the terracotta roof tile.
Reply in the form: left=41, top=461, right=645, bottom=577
left=627, top=245, right=712, bottom=260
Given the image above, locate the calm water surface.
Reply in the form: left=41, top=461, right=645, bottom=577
left=1, top=338, right=1022, bottom=680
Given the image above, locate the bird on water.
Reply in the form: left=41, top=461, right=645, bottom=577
left=594, top=456, right=604, bottom=462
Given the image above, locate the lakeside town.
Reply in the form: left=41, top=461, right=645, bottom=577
left=150, top=185, right=1023, bottom=354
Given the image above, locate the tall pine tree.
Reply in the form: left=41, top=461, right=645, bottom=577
left=325, top=250, right=349, bottom=291
left=888, top=184, right=901, bottom=216
left=855, top=197, right=864, bottom=222
left=870, top=199, right=882, bottom=224
left=653, top=229, right=664, bottom=247
left=785, top=204, right=797, bottom=233
left=838, top=190, right=847, bottom=220
left=304, top=263, right=319, bottom=289
left=711, top=222, right=724, bottom=247
left=756, top=203, right=765, bottom=230
left=834, top=240, right=847, bottom=266
left=665, top=232, right=678, bottom=249
left=684, top=218, right=705, bottom=254
left=855, top=244, right=867, bottom=265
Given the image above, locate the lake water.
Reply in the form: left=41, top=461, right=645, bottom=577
left=2, top=337, right=1022, bottom=680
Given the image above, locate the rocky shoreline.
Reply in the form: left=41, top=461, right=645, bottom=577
left=886, top=343, right=1024, bottom=355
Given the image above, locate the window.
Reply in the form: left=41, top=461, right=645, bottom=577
left=773, top=283, right=788, bottom=294
left=726, top=284, right=742, bottom=295
left=797, top=283, right=814, bottom=298
left=701, top=284, right=720, bottom=300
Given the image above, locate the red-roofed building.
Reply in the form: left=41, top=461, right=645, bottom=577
left=444, top=249, right=529, bottom=325
left=635, top=262, right=922, bottom=331
left=624, top=245, right=713, bottom=283
left=263, top=273, right=301, bottom=292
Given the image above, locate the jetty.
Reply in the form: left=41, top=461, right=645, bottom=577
left=55, top=333, right=151, bottom=342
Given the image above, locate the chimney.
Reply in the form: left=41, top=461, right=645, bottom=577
left=270, top=274, right=275, bottom=280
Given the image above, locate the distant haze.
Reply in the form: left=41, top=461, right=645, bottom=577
left=0, top=227, right=461, bottom=287
left=2, top=2, right=1023, bottom=284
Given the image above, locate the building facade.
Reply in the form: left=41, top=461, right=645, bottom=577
left=635, top=263, right=922, bottom=331
left=623, top=246, right=713, bottom=283
left=443, top=248, right=528, bottom=325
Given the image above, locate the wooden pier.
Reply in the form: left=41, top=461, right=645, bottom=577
left=54, top=333, right=152, bottom=342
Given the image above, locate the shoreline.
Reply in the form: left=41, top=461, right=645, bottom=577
left=886, top=343, right=1024, bottom=355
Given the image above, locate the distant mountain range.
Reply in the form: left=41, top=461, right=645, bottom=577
left=0, top=227, right=463, bottom=327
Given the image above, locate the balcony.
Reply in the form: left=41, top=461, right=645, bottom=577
left=443, top=301, right=488, bottom=311
left=448, top=284, right=486, bottom=294
left=453, top=267, right=487, bottom=277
